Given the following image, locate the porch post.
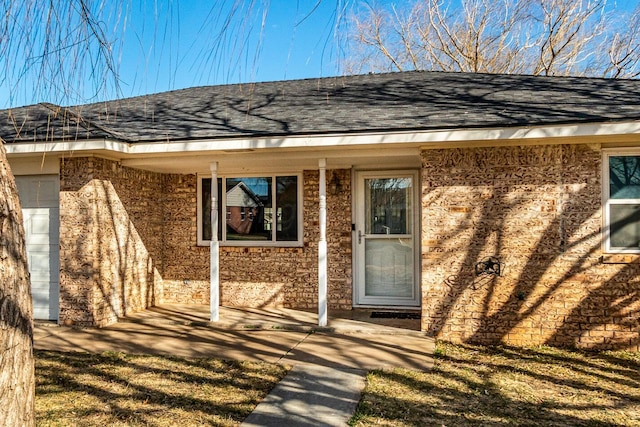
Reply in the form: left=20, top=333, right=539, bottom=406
left=210, top=162, right=220, bottom=322
left=318, top=159, right=328, bottom=327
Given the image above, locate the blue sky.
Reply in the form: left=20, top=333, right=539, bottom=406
left=117, top=1, right=347, bottom=98
left=1, top=0, right=637, bottom=108
left=1, top=1, right=352, bottom=108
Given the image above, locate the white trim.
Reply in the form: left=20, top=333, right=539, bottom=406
left=602, top=149, right=640, bottom=254
left=603, top=151, right=609, bottom=254
left=318, top=158, right=328, bottom=327
left=353, top=305, right=421, bottom=310
left=353, top=169, right=421, bottom=307
left=9, top=156, right=60, bottom=175
left=209, top=162, right=219, bottom=322
left=197, top=177, right=205, bottom=246
left=602, top=147, right=640, bottom=155
left=5, top=121, right=640, bottom=156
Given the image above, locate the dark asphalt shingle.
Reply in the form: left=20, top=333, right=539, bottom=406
left=1, top=71, right=639, bottom=144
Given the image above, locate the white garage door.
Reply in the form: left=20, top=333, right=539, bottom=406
left=15, top=175, right=60, bottom=321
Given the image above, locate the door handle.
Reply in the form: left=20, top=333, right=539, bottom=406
left=358, top=230, right=363, bottom=244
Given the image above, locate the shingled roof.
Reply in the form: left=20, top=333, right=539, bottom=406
left=1, top=71, right=639, bottom=144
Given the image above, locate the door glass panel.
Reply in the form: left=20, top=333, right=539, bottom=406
left=365, top=238, right=413, bottom=297
left=365, top=178, right=412, bottom=235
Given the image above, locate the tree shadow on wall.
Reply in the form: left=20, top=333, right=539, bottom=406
left=423, top=146, right=639, bottom=350
left=59, top=160, right=164, bottom=324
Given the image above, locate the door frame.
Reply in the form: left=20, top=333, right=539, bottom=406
left=352, top=169, right=421, bottom=308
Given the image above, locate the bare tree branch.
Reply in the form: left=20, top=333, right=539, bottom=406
left=603, top=5, right=640, bottom=78
left=0, top=0, right=126, bottom=105
left=347, top=0, right=639, bottom=78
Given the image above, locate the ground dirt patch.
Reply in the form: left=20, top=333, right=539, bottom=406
left=350, top=342, right=640, bottom=426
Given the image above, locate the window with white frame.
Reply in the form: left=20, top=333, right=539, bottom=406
left=198, top=174, right=301, bottom=246
left=604, top=152, right=640, bottom=252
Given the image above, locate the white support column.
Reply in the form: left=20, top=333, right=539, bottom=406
left=210, top=162, right=220, bottom=322
left=318, top=158, right=328, bottom=327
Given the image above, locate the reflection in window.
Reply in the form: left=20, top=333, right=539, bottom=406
left=610, top=205, right=640, bottom=248
left=201, top=178, right=222, bottom=241
left=607, top=155, right=640, bottom=251
left=276, top=176, right=298, bottom=241
left=201, top=175, right=298, bottom=244
left=610, top=156, right=640, bottom=199
left=226, top=177, right=271, bottom=241
left=365, top=177, right=412, bottom=235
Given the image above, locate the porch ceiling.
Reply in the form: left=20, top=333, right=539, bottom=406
left=118, top=145, right=422, bottom=174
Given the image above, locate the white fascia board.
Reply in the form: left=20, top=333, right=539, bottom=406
left=5, top=121, right=640, bottom=156
left=5, top=139, right=130, bottom=155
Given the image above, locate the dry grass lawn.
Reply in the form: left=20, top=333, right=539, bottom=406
left=35, top=350, right=288, bottom=426
left=350, top=342, right=640, bottom=426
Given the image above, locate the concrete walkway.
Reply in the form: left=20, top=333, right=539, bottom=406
left=242, top=365, right=366, bottom=427
left=35, top=305, right=435, bottom=426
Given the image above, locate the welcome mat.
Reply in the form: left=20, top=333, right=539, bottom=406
left=370, top=311, right=421, bottom=320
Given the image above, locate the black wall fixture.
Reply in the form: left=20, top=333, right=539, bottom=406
left=475, top=256, right=502, bottom=277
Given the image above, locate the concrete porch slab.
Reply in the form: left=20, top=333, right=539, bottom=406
left=35, top=323, right=434, bottom=370
left=119, top=304, right=423, bottom=335
left=35, top=304, right=434, bottom=370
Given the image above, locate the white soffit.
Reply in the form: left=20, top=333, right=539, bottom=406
left=9, top=155, right=60, bottom=175
left=5, top=121, right=640, bottom=156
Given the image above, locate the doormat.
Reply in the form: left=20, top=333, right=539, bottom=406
left=370, top=311, right=420, bottom=320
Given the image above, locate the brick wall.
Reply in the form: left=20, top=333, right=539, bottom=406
left=161, top=169, right=353, bottom=310
left=421, top=144, right=640, bottom=350
left=59, top=157, right=165, bottom=326
left=60, top=159, right=354, bottom=327
left=156, top=173, right=205, bottom=303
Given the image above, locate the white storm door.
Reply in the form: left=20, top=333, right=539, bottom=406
left=15, top=175, right=60, bottom=321
left=355, top=171, right=420, bottom=307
